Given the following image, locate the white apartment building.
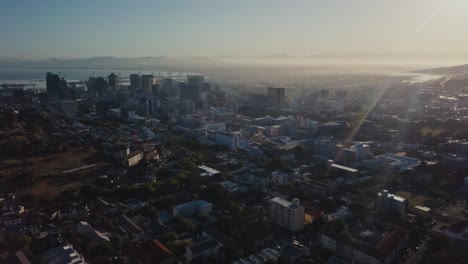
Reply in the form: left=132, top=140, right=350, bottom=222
left=376, top=190, right=407, bottom=215
left=268, top=197, right=304, bottom=232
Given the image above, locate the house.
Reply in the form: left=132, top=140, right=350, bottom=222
left=144, top=150, right=159, bottom=162
left=142, top=240, right=175, bottom=264
left=57, top=203, right=89, bottom=220
left=218, top=181, right=238, bottom=194
left=0, top=212, right=22, bottom=227
left=233, top=248, right=280, bottom=264
left=76, top=221, right=111, bottom=242
left=325, top=206, right=351, bottom=222
left=282, top=240, right=310, bottom=262
left=41, top=243, right=86, bottom=264
left=185, top=238, right=221, bottom=264
left=118, top=215, right=145, bottom=241
left=95, top=197, right=118, bottom=215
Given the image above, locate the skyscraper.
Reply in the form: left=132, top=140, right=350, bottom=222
left=94, top=77, right=108, bottom=97
left=108, top=73, right=119, bottom=91
left=187, top=75, right=204, bottom=86
left=130, top=74, right=141, bottom=91
left=142, top=75, right=154, bottom=94
left=162, top=78, right=174, bottom=97
left=46, top=72, right=67, bottom=100
left=178, top=75, right=204, bottom=103
left=267, top=87, right=285, bottom=106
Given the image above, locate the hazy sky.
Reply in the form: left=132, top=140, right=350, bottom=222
left=1, top=0, right=468, bottom=59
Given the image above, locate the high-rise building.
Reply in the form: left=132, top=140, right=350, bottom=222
left=130, top=74, right=141, bottom=91
left=350, top=143, right=371, bottom=160
left=268, top=197, right=304, bottom=232
left=94, top=77, right=108, bottom=97
left=178, top=83, right=201, bottom=103
left=162, top=78, right=174, bottom=96
left=178, top=75, right=204, bottom=103
left=376, top=190, right=407, bottom=215
left=267, top=87, right=286, bottom=106
left=187, top=75, right=204, bottom=86
left=142, top=75, right=154, bottom=94
left=146, top=98, right=153, bottom=117
left=108, top=73, right=119, bottom=91
left=46, top=72, right=67, bottom=100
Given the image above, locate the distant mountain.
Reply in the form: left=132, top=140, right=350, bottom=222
left=0, top=56, right=226, bottom=71
left=414, top=64, right=468, bottom=75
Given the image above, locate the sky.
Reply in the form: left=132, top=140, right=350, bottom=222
left=1, top=0, right=468, bottom=59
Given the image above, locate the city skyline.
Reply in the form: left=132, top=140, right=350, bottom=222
left=2, top=0, right=468, bottom=59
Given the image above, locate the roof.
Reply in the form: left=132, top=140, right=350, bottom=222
left=448, top=221, right=468, bottom=233
left=189, top=239, right=219, bottom=254
left=414, top=205, right=431, bottom=212
left=144, top=240, right=175, bottom=262
left=41, top=244, right=86, bottom=264
left=127, top=150, right=143, bottom=159
left=119, top=215, right=144, bottom=234
left=378, top=190, right=406, bottom=203
left=198, top=165, right=220, bottom=176
left=173, top=200, right=212, bottom=212
left=270, top=197, right=292, bottom=207
left=331, top=163, right=358, bottom=173
left=373, top=229, right=406, bottom=257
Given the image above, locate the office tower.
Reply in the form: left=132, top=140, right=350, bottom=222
left=188, top=75, right=204, bottom=86
left=269, top=197, right=304, bottom=232
left=94, top=77, right=108, bottom=97
left=142, top=75, right=154, bottom=94
left=178, top=75, right=204, bottom=103
left=267, top=87, right=286, bottom=106
left=162, top=78, right=174, bottom=96
left=130, top=74, right=141, bottom=91
left=46, top=72, right=67, bottom=100
left=146, top=98, right=153, bottom=117
left=108, top=73, right=119, bottom=91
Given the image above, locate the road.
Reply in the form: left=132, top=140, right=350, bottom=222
left=62, top=163, right=98, bottom=174
left=406, top=237, right=429, bottom=264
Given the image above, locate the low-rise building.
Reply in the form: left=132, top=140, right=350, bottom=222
left=271, top=171, right=290, bottom=185
left=376, top=153, right=420, bottom=172
left=319, top=223, right=408, bottom=264
left=172, top=200, right=213, bottom=218
left=41, top=244, right=86, bottom=264
left=185, top=238, right=221, bottom=264
left=124, top=150, right=144, bottom=167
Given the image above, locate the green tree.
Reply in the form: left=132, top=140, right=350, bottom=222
left=200, top=184, right=228, bottom=203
